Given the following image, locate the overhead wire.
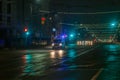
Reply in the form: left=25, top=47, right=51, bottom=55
left=39, top=10, right=120, bottom=14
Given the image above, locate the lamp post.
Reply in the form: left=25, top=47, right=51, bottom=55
left=52, top=28, right=57, bottom=38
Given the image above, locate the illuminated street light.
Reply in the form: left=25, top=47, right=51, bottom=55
left=49, top=17, right=52, bottom=20
left=52, top=28, right=56, bottom=32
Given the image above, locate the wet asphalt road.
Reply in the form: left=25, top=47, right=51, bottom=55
left=0, top=44, right=120, bottom=80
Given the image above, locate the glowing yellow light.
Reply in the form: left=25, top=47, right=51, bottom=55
left=50, top=51, right=55, bottom=58
left=77, top=41, right=80, bottom=45
left=58, top=50, right=64, bottom=58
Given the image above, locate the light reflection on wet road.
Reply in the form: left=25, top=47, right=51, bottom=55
left=1, top=44, right=120, bottom=80
left=97, top=45, right=120, bottom=80
left=0, top=47, right=92, bottom=80
left=21, top=50, right=66, bottom=77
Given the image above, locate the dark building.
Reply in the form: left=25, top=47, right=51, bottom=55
left=0, top=0, right=17, bottom=48
left=0, top=0, right=56, bottom=48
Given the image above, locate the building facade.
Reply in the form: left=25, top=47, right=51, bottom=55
left=0, top=0, right=17, bottom=48
left=0, top=0, right=57, bottom=48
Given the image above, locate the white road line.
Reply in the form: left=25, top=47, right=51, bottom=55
left=91, top=68, right=104, bottom=80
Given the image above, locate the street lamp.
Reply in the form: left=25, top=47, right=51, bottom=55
left=52, top=28, right=56, bottom=32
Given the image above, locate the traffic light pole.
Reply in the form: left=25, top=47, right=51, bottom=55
left=25, top=35, right=28, bottom=47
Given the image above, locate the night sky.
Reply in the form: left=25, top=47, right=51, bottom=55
left=50, top=0, right=120, bottom=23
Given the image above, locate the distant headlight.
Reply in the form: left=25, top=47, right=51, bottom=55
left=59, top=43, right=62, bottom=46
left=52, top=43, right=54, bottom=46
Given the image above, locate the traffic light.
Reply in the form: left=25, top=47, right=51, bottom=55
left=41, top=17, right=46, bottom=25
left=24, top=27, right=28, bottom=32
left=26, top=32, right=30, bottom=35
left=69, top=33, right=75, bottom=40
left=24, top=27, right=30, bottom=36
left=70, top=34, right=74, bottom=38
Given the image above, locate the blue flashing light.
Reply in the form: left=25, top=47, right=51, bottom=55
left=62, top=34, right=67, bottom=39
left=64, top=34, right=67, bottom=37
left=62, top=35, right=65, bottom=38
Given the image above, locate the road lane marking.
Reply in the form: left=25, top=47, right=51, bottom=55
left=91, top=68, right=104, bottom=80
